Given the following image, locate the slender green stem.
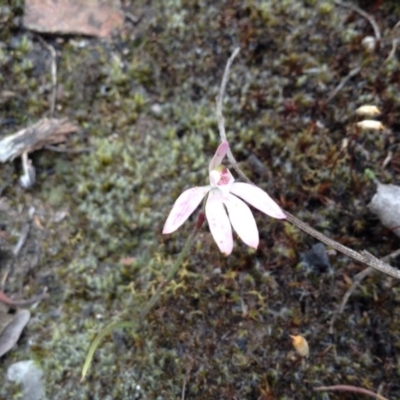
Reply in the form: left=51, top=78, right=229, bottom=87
left=81, top=212, right=205, bottom=381
left=139, top=214, right=204, bottom=322
left=81, top=320, right=137, bottom=381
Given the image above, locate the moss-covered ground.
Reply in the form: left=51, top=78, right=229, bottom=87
left=1, top=0, right=400, bottom=398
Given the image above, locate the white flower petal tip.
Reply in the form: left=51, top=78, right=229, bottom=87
left=229, top=183, right=286, bottom=220
left=356, top=120, right=384, bottom=131
left=355, top=105, right=381, bottom=116
left=162, top=186, right=210, bottom=234
left=225, top=194, right=259, bottom=249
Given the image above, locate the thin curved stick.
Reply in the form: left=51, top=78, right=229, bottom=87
left=216, top=48, right=400, bottom=280
left=326, top=66, right=361, bottom=103
left=38, top=36, right=57, bottom=117
left=334, top=0, right=381, bottom=41
left=330, top=248, right=400, bottom=333
left=386, top=20, right=400, bottom=62
left=314, top=384, right=389, bottom=400
left=285, top=212, right=400, bottom=279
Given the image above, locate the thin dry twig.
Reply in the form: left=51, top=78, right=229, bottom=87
left=0, top=287, right=48, bottom=308
left=1, top=217, right=34, bottom=291
left=328, top=1, right=382, bottom=103
left=12, top=222, right=31, bottom=257
left=216, top=48, right=400, bottom=280
left=385, top=20, right=400, bottom=62
left=44, top=144, right=93, bottom=153
left=314, top=384, right=389, bottom=400
left=181, top=373, right=187, bottom=400
left=334, top=0, right=381, bottom=41
left=382, top=150, right=393, bottom=168
left=386, top=38, right=399, bottom=62
left=329, top=248, right=400, bottom=333
left=326, top=66, right=361, bottom=104
left=0, top=271, right=9, bottom=291
left=38, top=36, right=57, bottom=116
left=285, top=213, right=400, bottom=279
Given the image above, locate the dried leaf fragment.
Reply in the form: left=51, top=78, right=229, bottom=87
left=356, top=120, right=384, bottom=131
left=355, top=105, right=381, bottom=116
left=0, top=310, right=31, bottom=358
left=290, top=335, right=309, bottom=357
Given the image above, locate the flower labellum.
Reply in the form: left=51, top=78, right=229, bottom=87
left=163, top=141, right=286, bottom=255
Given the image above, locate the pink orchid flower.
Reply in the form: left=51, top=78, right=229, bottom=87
left=163, top=141, right=286, bottom=255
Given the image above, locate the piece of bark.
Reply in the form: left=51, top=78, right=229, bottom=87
left=0, top=118, right=79, bottom=163
left=23, top=0, right=124, bottom=38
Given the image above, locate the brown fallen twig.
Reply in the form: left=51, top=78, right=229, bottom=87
left=327, top=1, right=382, bottom=103
left=329, top=247, right=400, bottom=333
left=385, top=20, right=400, bottom=62
left=1, top=221, right=32, bottom=290
left=38, top=36, right=57, bottom=116
left=333, top=0, right=381, bottom=41
left=12, top=222, right=31, bottom=257
left=0, top=288, right=48, bottom=308
left=326, top=66, right=361, bottom=104
left=44, top=144, right=93, bottom=153
left=314, top=384, right=389, bottom=400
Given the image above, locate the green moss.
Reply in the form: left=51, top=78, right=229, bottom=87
left=0, top=0, right=399, bottom=398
